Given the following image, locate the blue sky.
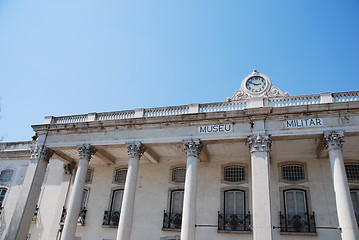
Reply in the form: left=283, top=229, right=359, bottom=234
left=0, top=0, right=358, bottom=142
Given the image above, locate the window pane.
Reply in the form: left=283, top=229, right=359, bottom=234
left=80, top=189, right=88, bottom=210
left=225, top=190, right=245, bottom=215
left=111, top=190, right=124, bottom=212
left=172, top=167, right=186, bottom=183
left=115, top=169, right=127, bottom=183
left=345, top=164, right=359, bottom=180
left=350, top=190, right=359, bottom=220
left=85, top=169, right=92, bottom=183
left=171, top=190, right=184, bottom=214
left=285, top=190, right=307, bottom=215
left=224, top=166, right=245, bottom=182
left=0, top=188, right=7, bottom=206
left=282, top=165, right=304, bottom=181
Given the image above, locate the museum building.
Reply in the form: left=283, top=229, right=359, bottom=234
left=0, top=70, right=359, bottom=240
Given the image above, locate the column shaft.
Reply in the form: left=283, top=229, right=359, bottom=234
left=251, top=151, right=272, bottom=240
left=329, top=149, right=359, bottom=239
left=247, top=134, right=272, bottom=240
left=61, top=145, right=95, bottom=240
left=324, top=131, right=359, bottom=240
left=116, top=142, right=145, bottom=240
left=181, top=140, right=202, bottom=240
left=5, top=145, right=53, bottom=240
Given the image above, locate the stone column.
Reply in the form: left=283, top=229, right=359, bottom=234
left=247, top=134, right=272, bottom=240
left=61, top=144, right=96, bottom=240
left=116, top=142, right=145, bottom=240
left=323, top=131, right=359, bottom=240
left=5, top=145, right=53, bottom=240
left=181, top=139, right=202, bottom=240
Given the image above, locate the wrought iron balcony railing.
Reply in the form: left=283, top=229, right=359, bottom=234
left=218, top=211, right=251, bottom=231
left=279, top=211, right=316, bottom=233
left=32, top=205, right=39, bottom=222
left=102, top=210, right=120, bottom=227
left=59, top=206, right=87, bottom=226
left=162, top=210, right=182, bottom=229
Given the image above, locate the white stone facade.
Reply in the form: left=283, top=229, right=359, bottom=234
left=1, top=70, right=359, bottom=240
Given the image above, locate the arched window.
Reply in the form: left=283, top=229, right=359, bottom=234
left=282, top=164, right=304, bottom=181
left=0, top=169, right=14, bottom=182
left=114, top=168, right=127, bottom=183
left=171, top=167, right=186, bottom=183
left=224, top=166, right=245, bottom=182
left=163, top=189, right=184, bottom=229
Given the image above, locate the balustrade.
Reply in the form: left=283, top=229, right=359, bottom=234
left=102, top=210, right=120, bottom=227
left=162, top=210, right=182, bottom=229
left=279, top=211, right=316, bottom=233
left=217, top=211, right=251, bottom=231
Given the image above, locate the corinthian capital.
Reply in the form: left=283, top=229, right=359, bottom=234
left=247, top=134, right=272, bottom=152
left=78, top=144, right=97, bottom=161
left=30, top=145, right=54, bottom=162
left=183, top=139, right=203, bottom=157
left=126, top=142, right=146, bottom=159
left=323, top=131, right=344, bottom=150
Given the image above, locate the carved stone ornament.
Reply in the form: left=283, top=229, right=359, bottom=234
left=63, top=161, right=76, bottom=175
left=247, top=134, right=272, bottom=152
left=229, top=70, right=288, bottom=101
left=77, top=144, right=97, bottom=161
left=183, top=139, right=203, bottom=157
left=30, top=145, right=54, bottom=162
left=323, top=131, right=344, bottom=150
left=126, top=142, right=146, bottom=159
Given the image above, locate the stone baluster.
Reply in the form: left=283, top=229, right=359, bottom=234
left=116, top=142, right=145, bottom=240
left=323, top=131, right=359, bottom=240
left=5, top=145, right=53, bottom=240
left=61, top=144, right=96, bottom=240
left=247, top=134, right=273, bottom=240
left=181, top=139, right=202, bottom=240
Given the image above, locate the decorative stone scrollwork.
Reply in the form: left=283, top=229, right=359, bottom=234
left=126, top=142, right=146, bottom=159
left=247, top=134, right=272, bottom=152
left=63, top=161, right=76, bottom=175
left=77, top=144, right=97, bottom=161
left=30, top=145, right=54, bottom=162
left=183, top=139, right=203, bottom=157
left=323, top=131, right=344, bottom=150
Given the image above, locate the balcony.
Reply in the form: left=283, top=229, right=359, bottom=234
left=279, top=211, right=316, bottom=233
left=162, top=211, right=182, bottom=230
left=59, top=206, right=87, bottom=226
left=218, top=212, right=251, bottom=232
left=102, top=210, right=120, bottom=227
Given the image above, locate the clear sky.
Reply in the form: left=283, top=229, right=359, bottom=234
left=0, top=0, right=358, bottom=142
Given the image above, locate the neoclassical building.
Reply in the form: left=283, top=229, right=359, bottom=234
left=0, top=70, right=359, bottom=240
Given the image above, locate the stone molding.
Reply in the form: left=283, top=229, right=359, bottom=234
left=125, top=142, right=146, bottom=159
left=323, top=131, right=344, bottom=150
left=30, top=145, right=54, bottom=162
left=247, top=134, right=272, bottom=152
left=77, top=144, right=96, bottom=161
left=183, top=139, right=203, bottom=157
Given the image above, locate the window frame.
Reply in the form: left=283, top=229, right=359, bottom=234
left=278, top=162, right=307, bottom=184
left=113, top=167, right=128, bottom=185
left=345, top=162, right=359, bottom=183
left=170, top=165, right=186, bottom=184
left=221, top=163, right=248, bottom=185
left=0, top=187, right=8, bottom=208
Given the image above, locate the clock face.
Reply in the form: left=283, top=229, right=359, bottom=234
left=245, top=76, right=267, bottom=93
